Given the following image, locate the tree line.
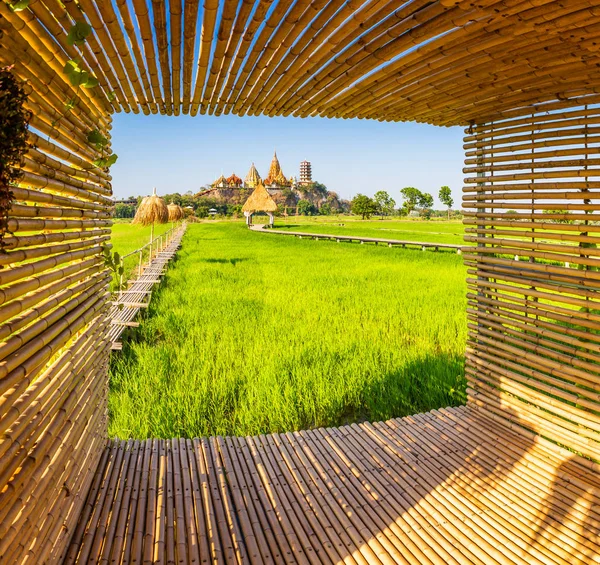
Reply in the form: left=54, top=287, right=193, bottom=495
left=351, top=186, right=454, bottom=220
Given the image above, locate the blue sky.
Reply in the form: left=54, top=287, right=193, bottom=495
left=110, top=112, right=464, bottom=208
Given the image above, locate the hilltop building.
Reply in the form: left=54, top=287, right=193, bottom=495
left=227, top=173, right=242, bottom=188
left=263, top=152, right=293, bottom=189
left=299, top=160, right=312, bottom=185
left=244, top=163, right=261, bottom=188
left=209, top=153, right=310, bottom=192
left=212, top=174, right=228, bottom=188
left=211, top=173, right=242, bottom=189
left=204, top=153, right=324, bottom=205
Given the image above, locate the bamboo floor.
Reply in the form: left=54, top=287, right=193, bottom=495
left=108, top=227, right=186, bottom=350
left=63, top=406, right=600, bottom=564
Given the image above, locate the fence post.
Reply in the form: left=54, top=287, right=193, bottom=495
left=138, top=248, right=143, bottom=277
left=119, top=257, right=124, bottom=297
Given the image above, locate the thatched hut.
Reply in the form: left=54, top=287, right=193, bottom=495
left=241, top=183, right=278, bottom=227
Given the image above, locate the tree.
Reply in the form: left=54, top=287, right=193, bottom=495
left=374, top=190, right=396, bottom=219
left=418, top=192, right=434, bottom=210
left=114, top=203, right=135, bottom=218
left=297, top=199, right=316, bottom=216
left=400, top=187, right=421, bottom=215
left=439, top=186, right=453, bottom=220
left=196, top=205, right=209, bottom=218
left=401, top=187, right=433, bottom=217
left=319, top=202, right=332, bottom=215
left=310, top=181, right=328, bottom=198
left=351, top=194, right=378, bottom=219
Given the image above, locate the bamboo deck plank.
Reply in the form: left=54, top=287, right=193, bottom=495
left=67, top=407, right=600, bottom=564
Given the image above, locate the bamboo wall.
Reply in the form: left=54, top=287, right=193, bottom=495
left=463, top=97, right=600, bottom=466
left=0, top=13, right=113, bottom=565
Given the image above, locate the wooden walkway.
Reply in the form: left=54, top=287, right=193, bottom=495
left=250, top=225, right=462, bottom=253
left=108, top=226, right=186, bottom=350
left=64, top=406, right=600, bottom=564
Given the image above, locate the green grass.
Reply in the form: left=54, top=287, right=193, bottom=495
left=271, top=216, right=465, bottom=245
left=110, top=220, right=175, bottom=281
left=111, top=220, right=174, bottom=255
left=109, top=222, right=467, bottom=439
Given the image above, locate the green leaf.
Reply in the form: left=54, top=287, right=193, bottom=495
left=93, top=153, right=118, bottom=169
left=113, top=252, right=120, bottom=263
left=67, top=69, right=89, bottom=87
left=63, top=60, right=81, bottom=74
left=10, top=0, right=30, bottom=11
left=87, top=129, right=108, bottom=147
left=107, top=91, right=116, bottom=102
left=64, top=98, right=78, bottom=112
left=82, top=75, right=98, bottom=88
left=67, top=21, right=92, bottom=46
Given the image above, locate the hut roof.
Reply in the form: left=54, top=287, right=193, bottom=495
left=242, top=183, right=278, bottom=213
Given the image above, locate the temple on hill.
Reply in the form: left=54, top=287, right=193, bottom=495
left=244, top=163, right=261, bottom=188
left=210, top=152, right=299, bottom=192
left=263, top=151, right=292, bottom=189
left=211, top=173, right=242, bottom=189
left=227, top=173, right=242, bottom=187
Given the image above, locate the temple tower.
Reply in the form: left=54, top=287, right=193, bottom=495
left=299, top=160, right=312, bottom=185
left=264, top=151, right=290, bottom=187
left=244, top=162, right=262, bottom=188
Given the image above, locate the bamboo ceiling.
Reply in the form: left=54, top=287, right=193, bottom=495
left=2, top=0, right=600, bottom=126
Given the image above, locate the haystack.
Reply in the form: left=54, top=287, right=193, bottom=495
left=167, top=204, right=185, bottom=221
left=132, top=187, right=168, bottom=243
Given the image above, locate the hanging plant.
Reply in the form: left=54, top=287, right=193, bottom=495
left=87, top=128, right=109, bottom=148
left=63, top=59, right=99, bottom=88
left=93, top=154, right=118, bottom=168
left=67, top=21, right=92, bottom=46
left=0, top=66, right=31, bottom=246
left=7, top=0, right=29, bottom=11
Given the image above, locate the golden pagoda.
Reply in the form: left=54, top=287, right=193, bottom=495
left=244, top=163, right=261, bottom=188
left=264, top=151, right=291, bottom=188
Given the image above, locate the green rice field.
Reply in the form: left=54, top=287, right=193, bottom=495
left=270, top=216, right=465, bottom=244
left=111, top=220, right=173, bottom=255
left=109, top=221, right=468, bottom=439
